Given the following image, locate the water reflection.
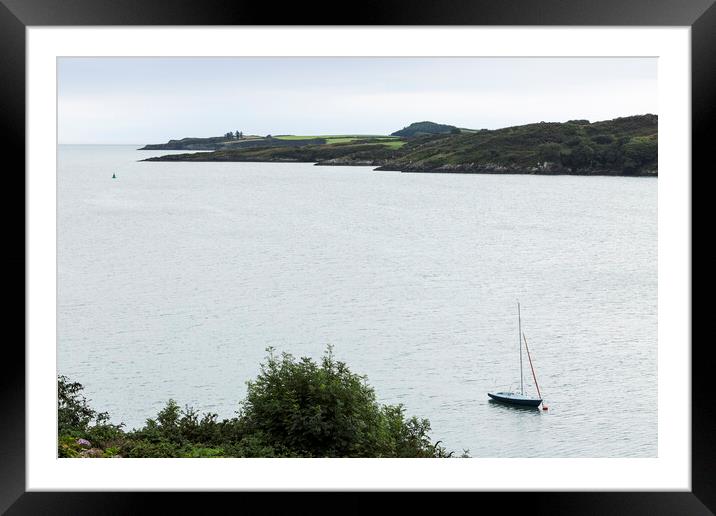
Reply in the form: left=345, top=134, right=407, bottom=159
left=488, top=398, right=543, bottom=413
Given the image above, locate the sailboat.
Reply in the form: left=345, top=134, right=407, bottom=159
left=488, top=302, right=546, bottom=409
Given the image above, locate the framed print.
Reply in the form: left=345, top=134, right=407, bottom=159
left=5, top=0, right=712, bottom=513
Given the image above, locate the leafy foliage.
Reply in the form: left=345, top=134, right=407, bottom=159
left=58, top=435, right=82, bottom=458
left=58, top=375, right=98, bottom=435
left=58, top=375, right=125, bottom=452
left=622, top=134, right=658, bottom=172
left=57, top=347, right=460, bottom=458
left=240, top=346, right=447, bottom=457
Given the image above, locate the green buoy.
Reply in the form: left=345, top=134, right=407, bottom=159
left=112, top=173, right=116, bottom=179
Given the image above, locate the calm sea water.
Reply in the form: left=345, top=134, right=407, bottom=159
left=58, top=144, right=657, bottom=457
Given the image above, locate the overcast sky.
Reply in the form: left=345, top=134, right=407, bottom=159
left=58, top=57, right=657, bottom=144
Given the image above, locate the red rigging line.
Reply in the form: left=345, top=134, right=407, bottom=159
left=522, top=332, right=543, bottom=401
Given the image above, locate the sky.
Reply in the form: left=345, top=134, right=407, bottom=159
left=58, top=57, right=657, bottom=144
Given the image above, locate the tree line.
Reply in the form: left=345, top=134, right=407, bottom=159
left=224, top=130, right=244, bottom=140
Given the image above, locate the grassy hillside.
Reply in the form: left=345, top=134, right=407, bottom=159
left=144, top=138, right=404, bottom=165
left=143, top=115, right=657, bottom=176
left=391, top=121, right=461, bottom=137
left=140, top=135, right=317, bottom=151
left=274, top=134, right=400, bottom=145
left=381, top=114, right=657, bottom=175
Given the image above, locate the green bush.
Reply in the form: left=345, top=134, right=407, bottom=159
left=178, top=446, right=226, bottom=458
left=240, top=346, right=448, bottom=457
left=58, top=375, right=124, bottom=450
left=58, top=375, right=99, bottom=435
left=58, top=435, right=82, bottom=458
left=58, top=346, right=460, bottom=458
left=122, top=439, right=181, bottom=458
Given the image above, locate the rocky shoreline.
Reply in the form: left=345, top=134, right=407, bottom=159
left=144, top=153, right=656, bottom=176
left=373, top=162, right=658, bottom=177
left=317, top=158, right=657, bottom=176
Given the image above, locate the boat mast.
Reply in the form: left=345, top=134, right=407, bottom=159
left=518, top=301, right=523, bottom=395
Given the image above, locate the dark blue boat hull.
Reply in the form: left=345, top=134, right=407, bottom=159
left=488, top=392, right=542, bottom=407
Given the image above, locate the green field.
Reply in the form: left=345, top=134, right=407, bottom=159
left=378, top=140, right=406, bottom=149
left=274, top=135, right=403, bottom=147
left=273, top=135, right=323, bottom=140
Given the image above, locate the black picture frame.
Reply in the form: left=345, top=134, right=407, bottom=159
left=4, top=0, right=711, bottom=513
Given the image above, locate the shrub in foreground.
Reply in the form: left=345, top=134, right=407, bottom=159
left=58, top=347, right=462, bottom=458
left=240, top=346, right=447, bottom=457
